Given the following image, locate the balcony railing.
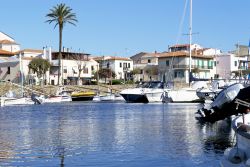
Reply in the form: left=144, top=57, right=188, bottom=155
left=172, top=65, right=213, bottom=69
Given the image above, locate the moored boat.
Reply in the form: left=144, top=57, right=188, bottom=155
left=71, top=91, right=96, bottom=101
left=0, top=96, right=34, bottom=107
left=120, top=81, right=170, bottom=103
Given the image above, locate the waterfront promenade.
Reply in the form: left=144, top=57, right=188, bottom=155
left=0, top=83, right=136, bottom=97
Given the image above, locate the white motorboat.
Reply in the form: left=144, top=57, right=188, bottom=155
left=0, top=90, right=35, bottom=107
left=166, top=81, right=207, bottom=103
left=31, top=87, right=72, bottom=104
left=120, top=81, right=170, bottom=103
left=196, top=80, right=226, bottom=101
left=220, top=100, right=250, bottom=166
left=0, top=96, right=34, bottom=107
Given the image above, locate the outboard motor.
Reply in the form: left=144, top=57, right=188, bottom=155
left=31, top=93, right=43, bottom=104
left=196, top=83, right=244, bottom=123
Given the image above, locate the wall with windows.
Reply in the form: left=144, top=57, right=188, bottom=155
left=215, top=53, right=247, bottom=79
left=114, top=60, right=133, bottom=80
left=0, top=61, right=20, bottom=83
left=49, top=58, right=98, bottom=85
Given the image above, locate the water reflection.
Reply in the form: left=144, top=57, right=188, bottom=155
left=198, top=118, right=234, bottom=154
left=0, top=102, right=234, bottom=167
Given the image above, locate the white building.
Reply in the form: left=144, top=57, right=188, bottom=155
left=214, top=53, right=248, bottom=79
left=94, top=56, right=133, bottom=81
left=0, top=49, right=44, bottom=84
left=0, top=31, right=20, bottom=52
left=50, top=51, right=99, bottom=85
left=130, top=52, right=159, bottom=82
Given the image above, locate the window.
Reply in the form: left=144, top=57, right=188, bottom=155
left=128, top=63, right=130, bottom=68
left=214, top=61, right=217, bottom=66
left=166, top=60, right=169, bottom=66
left=123, top=63, right=127, bottom=68
left=91, top=66, right=94, bottom=71
left=72, top=67, right=77, bottom=74
left=64, top=79, right=67, bottom=85
left=7, top=67, right=10, bottom=74
left=83, top=67, right=88, bottom=74
left=120, top=63, right=122, bottom=68
left=234, top=61, right=237, bottom=67
left=148, top=59, right=151, bottom=63
left=140, top=69, right=143, bottom=74
left=51, top=80, right=55, bottom=85
left=63, top=66, right=67, bottom=73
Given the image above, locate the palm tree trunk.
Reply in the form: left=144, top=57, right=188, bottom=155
left=58, top=26, right=62, bottom=85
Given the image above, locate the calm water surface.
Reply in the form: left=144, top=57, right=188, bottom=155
left=0, top=102, right=234, bottom=167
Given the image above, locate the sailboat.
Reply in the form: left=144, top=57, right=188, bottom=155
left=166, top=0, right=205, bottom=103
left=0, top=54, right=34, bottom=107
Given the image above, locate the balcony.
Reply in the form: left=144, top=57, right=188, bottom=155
left=50, top=60, right=59, bottom=66
left=172, top=65, right=213, bottom=70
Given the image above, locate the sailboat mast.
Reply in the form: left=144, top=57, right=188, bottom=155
left=189, top=0, right=192, bottom=85
left=19, top=52, right=23, bottom=97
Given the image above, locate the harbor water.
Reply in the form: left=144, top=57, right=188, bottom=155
left=0, top=102, right=234, bottom=167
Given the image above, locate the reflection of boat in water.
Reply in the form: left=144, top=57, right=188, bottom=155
left=220, top=102, right=250, bottom=166
left=93, top=88, right=125, bottom=102
left=196, top=83, right=245, bottom=123
left=120, top=81, right=170, bottom=103
left=71, top=91, right=96, bottom=101
left=200, top=119, right=233, bottom=154
left=93, top=93, right=124, bottom=102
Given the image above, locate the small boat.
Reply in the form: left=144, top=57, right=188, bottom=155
left=1, top=96, right=34, bottom=107
left=71, top=91, right=96, bottom=101
left=31, top=87, right=72, bottom=104
left=196, top=80, right=225, bottom=101
left=220, top=100, right=250, bottom=166
left=1, top=90, right=35, bottom=107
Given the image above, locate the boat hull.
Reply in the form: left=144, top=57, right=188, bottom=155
left=72, top=96, right=94, bottom=101
left=120, top=94, right=149, bottom=103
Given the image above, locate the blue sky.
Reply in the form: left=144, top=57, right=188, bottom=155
left=1, top=0, right=250, bottom=56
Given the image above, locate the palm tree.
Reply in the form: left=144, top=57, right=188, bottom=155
left=46, top=3, right=77, bottom=85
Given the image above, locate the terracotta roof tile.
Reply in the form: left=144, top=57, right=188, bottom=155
left=0, top=49, right=15, bottom=56
left=157, top=51, right=213, bottom=59
left=17, top=49, right=43, bottom=54
left=93, top=56, right=131, bottom=61
left=0, top=40, right=18, bottom=45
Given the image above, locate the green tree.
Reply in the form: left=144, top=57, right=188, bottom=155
left=28, top=58, right=51, bottom=83
left=46, top=3, right=77, bottom=85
